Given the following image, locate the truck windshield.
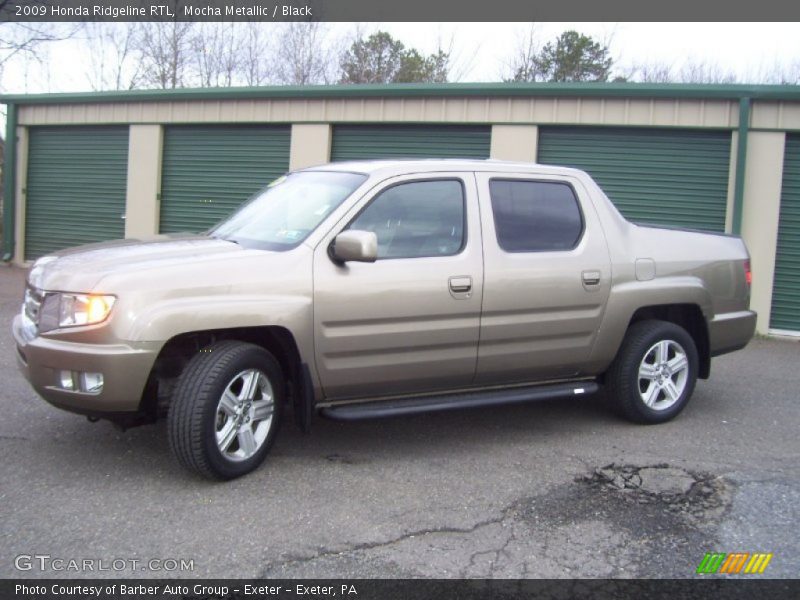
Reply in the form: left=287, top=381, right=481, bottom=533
left=210, top=171, right=367, bottom=251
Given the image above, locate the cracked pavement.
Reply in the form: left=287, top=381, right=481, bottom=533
left=1, top=265, right=798, bottom=579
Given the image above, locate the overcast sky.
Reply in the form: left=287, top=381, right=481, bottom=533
left=393, top=22, right=800, bottom=81
left=1, top=21, right=799, bottom=93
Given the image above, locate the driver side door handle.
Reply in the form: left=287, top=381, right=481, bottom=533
left=449, top=276, right=472, bottom=294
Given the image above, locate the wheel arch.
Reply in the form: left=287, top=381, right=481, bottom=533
left=626, top=304, right=710, bottom=379
left=591, top=278, right=713, bottom=380
left=140, top=326, right=311, bottom=427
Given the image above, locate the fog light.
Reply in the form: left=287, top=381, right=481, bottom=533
left=80, top=372, right=103, bottom=393
left=56, top=370, right=103, bottom=393
left=58, top=370, right=76, bottom=391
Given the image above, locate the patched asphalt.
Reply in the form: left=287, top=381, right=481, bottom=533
left=0, top=264, right=798, bottom=579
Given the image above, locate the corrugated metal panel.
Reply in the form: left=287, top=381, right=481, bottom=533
left=16, top=96, right=752, bottom=131
left=159, top=125, right=290, bottom=233
left=25, top=126, right=128, bottom=260
left=331, top=125, right=491, bottom=161
left=538, top=126, right=731, bottom=232
left=770, top=134, right=800, bottom=331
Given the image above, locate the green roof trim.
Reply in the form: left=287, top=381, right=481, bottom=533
left=732, top=97, right=751, bottom=235
left=2, top=82, right=800, bottom=105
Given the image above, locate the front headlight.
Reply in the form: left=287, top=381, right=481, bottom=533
left=39, top=293, right=116, bottom=332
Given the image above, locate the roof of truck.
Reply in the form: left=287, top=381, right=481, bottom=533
left=303, top=159, right=588, bottom=179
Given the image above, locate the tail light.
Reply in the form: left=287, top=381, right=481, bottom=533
left=744, top=259, right=752, bottom=287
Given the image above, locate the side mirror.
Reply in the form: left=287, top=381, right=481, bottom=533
left=332, top=230, right=378, bottom=263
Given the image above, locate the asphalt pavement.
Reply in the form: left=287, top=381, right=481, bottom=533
left=1, top=264, right=798, bottom=579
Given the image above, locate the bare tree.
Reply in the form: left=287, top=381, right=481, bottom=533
left=84, top=24, right=142, bottom=91
left=0, top=18, right=80, bottom=67
left=620, top=58, right=742, bottom=84
left=504, top=24, right=543, bottom=82
left=137, top=22, right=195, bottom=89
left=624, top=60, right=675, bottom=83
left=774, top=61, right=800, bottom=85
left=437, top=29, right=476, bottom=83
left=84, top=22, right=272, bottom=91
left=239, top=23, right=273, bottom=86
left=420, top=30, right=471, bottom=83
left=749, top=59, right=800, bottom=85
left=0, top=0, right=82, bottom=84
left=678, top=59, right=737, bottom=84
left=192, top=23, right=244, bottom=88
left=275, top=23, right=338, bottom=85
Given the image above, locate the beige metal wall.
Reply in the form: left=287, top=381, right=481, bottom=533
left=125, top=125, right=163, bottom=239
left=18, top=97, right=745, bottom=128
left=740, top=132, right=786, bottom=333
left=490, top=125, right=538, bottom=161
left=751, top=101, right=800, bottom=131
left=12, top=93, right=800, bottom=336
left=16, top=96, right=800, bottom=131
left=289, top=124, right=331, bottom=170
left=13, top=126, right=29, bottom=265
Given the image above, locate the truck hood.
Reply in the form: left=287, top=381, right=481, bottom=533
left=28, top=234, right=251, bottom=292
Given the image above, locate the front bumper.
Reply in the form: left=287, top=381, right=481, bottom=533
left=12, top=314, right=160, bottom=416
left=708, top=310, right=757, bottom=357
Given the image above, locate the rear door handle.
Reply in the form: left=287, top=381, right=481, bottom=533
left=582, top=270, right=601, bottom=285
left=449, top=276, right=472, bottom=293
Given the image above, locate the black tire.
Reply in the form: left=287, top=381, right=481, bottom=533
left=606, top=320, right=699, bottom=424
left=168, top=341, right=284, bottom=480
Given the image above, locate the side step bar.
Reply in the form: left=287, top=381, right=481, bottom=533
left=319, top=381, right=599, bottom=421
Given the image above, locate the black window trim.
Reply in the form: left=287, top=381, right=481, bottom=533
left=339, top=176, right=469, bottom=261
left=488, top=177, right=586, bottom=254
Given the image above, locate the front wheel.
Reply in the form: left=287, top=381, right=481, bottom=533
left=168, top=341, right=284, bottom=480
left=606, top=320, right=699, bottom=424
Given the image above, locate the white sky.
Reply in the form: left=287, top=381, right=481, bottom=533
left=391, top=22, right=800, bottom=81
left=1, top=21, right=799, bottom=93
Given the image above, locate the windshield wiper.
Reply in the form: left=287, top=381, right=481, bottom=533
left=209, top=233, right=241, bottom=246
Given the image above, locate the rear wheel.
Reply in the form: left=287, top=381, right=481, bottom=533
left=607, top=320, right=698, bottom=424
left=168, top=341, right=284, bottom=480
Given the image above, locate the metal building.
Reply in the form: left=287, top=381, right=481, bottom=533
left=1, top=83, right=799, bottom=335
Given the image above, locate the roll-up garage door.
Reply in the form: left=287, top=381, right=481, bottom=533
left=770, top=134, right=800, bottom=332
left=538, top=127, right=731, bottom=232
left=159, top=125, right=291, bottom=233
left=331, top=125, right=491, bottom=161
left=25, top=126, right=129, bottom=260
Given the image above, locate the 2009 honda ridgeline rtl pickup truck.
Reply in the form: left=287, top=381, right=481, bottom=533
left=13, top=160, right=756, bottom=479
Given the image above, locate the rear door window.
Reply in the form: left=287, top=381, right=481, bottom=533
left=488, top=179, right=583, bottom=252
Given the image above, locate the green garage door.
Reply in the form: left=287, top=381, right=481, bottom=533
left=770, top=134, right=800, bottom=332
left=25, top=126, right=128, bottom=260
left=159, top=125, right=290, bottom=233
left=331, top=125, right=491, bottom=161
left=538, top=127, right=731, bottom=232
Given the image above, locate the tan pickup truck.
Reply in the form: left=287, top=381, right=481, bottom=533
left=12, top=160, right=756, bottom=479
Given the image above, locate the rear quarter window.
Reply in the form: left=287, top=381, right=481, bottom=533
left=489, top=179, right=584, bottom=252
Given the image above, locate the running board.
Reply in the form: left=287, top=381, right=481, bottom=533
left=319, top=381, right=599, bottom=421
